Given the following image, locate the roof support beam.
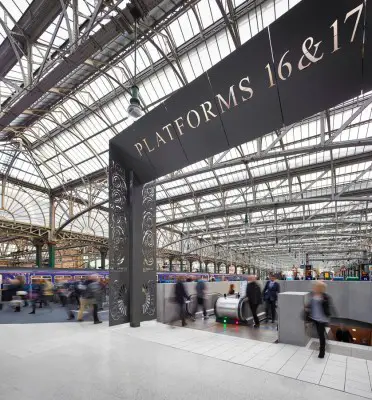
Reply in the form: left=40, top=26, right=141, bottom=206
left=55, top=199, right=109, bottom=235
left=157, top=150, right=372, bottom=205
left=0, top=0, right=65, bottom=83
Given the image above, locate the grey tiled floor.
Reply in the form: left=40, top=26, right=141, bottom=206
left=0, top=320, right=368, bottom=400
left=170, top=317, right=279, bottom=343
left=126, top=322, right=372, bottom=399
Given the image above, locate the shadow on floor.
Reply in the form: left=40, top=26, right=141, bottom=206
left=169, top=316, right=278, bottom=343
left=309, top=339, right=372, bottom=361
left=0, top=304, right=108, bottom=324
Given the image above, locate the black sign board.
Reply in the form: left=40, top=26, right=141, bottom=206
left=364, top=0, right=372, bottom=90
left=270, top=0, right=364, bottom=125
left=111, top=0, right=369, bottom=184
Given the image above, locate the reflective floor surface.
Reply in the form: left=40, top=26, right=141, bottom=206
left=0, top=320, right=370, bottom=400
left=169, top=316, right=278, bottom=343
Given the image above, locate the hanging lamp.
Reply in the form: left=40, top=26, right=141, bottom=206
left=128, top=19, right=144, bottom=119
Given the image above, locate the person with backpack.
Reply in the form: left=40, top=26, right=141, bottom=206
left=246, top=275, right=262, bottom=328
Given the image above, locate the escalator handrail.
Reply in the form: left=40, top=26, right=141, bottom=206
left=185, top=292, right=223, bottom=316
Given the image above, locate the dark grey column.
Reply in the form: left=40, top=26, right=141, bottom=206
left=100, top=246, right=108, bottom=269
left=109, top=154, right=156, bottom=327
left=169, top=256, right=174, bottom=272
left=33, top=239, right=44, bottom=268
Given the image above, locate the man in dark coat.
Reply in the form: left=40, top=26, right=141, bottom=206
left=246, top=275, right=262, bottom=328
left=175, top=277, right=189, bottom=326
left=263, top=275, right=280, bottom=323
left=193, top=279, right=208, bottom=320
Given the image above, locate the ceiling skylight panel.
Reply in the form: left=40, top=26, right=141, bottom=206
left=261, top=0, right=275, bottom=27
left=248, top=9, right=260, bottom=36
left=86, top=133, right=108, bottom=154
left=77, top=158, right=102, bottom=175
left=188, top=48, right=205, bottom=79
left=191, top=179, right=217, bottom=190
left=208, top=0, right=223, bottom=22
left=149, top=73, right=166, bottom=100
left=180, top=53, right=198, bottom=82
left=169, top=19, right=185, bottom=47
left=178, top=12, right=195, bottom=43
left=197, top=43, right=213, bottom=72
left=195, top=0, right=213, bottom=29
left=215, top=29, right=232, bottom=60
left=275, top=0, right=290, bottom=18
left=154, top=68, right=173, bottom=96
left=187, top=171, right=214, bottom=182
left=141, top=77, right=159, bottom=103
left=44, top=158, right=74, bottom=177
left=144, top=42, right=161, bottom=64
left=166, top=187, right=190, bottom=197
left=64, top=143, right=94, bottom=164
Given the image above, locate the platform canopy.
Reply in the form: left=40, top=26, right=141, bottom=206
left=0, top=0, right=371, bottom=271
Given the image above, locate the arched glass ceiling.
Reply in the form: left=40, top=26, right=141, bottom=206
left=0, top=0, right=371, bottom=269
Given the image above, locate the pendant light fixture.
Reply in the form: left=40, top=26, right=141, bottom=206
left=128, top=19, right=144, bottom=119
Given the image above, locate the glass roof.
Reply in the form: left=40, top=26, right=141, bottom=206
left=0, top=0, right=371, bottom=270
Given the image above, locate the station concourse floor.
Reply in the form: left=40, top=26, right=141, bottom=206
left=1, top=319, right=372, bottom=400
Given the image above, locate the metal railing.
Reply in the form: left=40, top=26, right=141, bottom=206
left=185, top=292, right=222, bottom=316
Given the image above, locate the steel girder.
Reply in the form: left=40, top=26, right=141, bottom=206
left=0, top=0, right=178, bottom=135
left=0, top=0, right=66, bottom=86
left=157, top=194, right=372, bottom=226
left=157, top=150, right=372, bottom=206
left=0, top=217, right=107, bottom=245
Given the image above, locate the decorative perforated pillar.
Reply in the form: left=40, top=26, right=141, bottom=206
left=108, top=152, right=156, bottom=327
left=128, top=177, right=156, bottom=327
left=108, top=158, right=129, bottom=326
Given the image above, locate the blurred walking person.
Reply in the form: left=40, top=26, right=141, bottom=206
left=228, top=284, right=235, bottom=295
left=175, top=277, right=189, bottom=327
left=193, top=279, right=208, bottom=320
left=246, top=275, right=262, bottom=328
left=263, top=275, right=280, bottom=323
left=64, top=281, right=77, bottom=321
left=29, top=279, right=42, bottom=314
left=77, top=277, right=102, bottom=324
left=42, top=279, right=54, bottom=308
left=306, top=281, right=333, bottom=358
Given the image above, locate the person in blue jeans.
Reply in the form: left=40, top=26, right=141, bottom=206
left=263, top=275, right=280, bottom=323
left=307, top=281, right=333, bottom=359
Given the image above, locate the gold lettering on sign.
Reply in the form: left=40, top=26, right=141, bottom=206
left=142, top=138, right=155, bottom=152
left=133, top=74, right=255, bottom=157
left=187, top=110, right=201, bottom=129
left=239, top=77, right=254, bottom=101
left=134, top=142, right=143, bottom=157
left=200, top=101, right=217, bottom=122
left=163, top=123, right=174, bottom=140
left=174, top=117, right=185, bottom=135
left=156, top=132, right=166, bottom=146
left=216, top=85, right=238, bottom=113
